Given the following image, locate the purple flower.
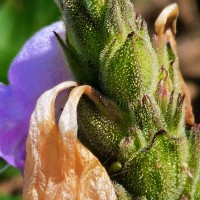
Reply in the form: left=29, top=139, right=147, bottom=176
left=0, top=21, right=73, bottom=170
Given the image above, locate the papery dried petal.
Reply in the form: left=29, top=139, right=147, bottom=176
left=155, top=3, right=179, bottom=49
left=23, top=81, right=117, bottom=200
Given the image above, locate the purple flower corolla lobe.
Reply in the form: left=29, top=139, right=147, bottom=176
left=0, top=21, right=73, bottom=170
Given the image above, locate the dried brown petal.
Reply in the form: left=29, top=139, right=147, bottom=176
left=155, top=3, right=179, bottom=49
left=155, top=4, right=194, bottom=126
left=23, top=81, right=117, bottom=200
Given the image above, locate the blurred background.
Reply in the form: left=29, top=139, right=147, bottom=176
left=0, top=0, right=199, bottom=199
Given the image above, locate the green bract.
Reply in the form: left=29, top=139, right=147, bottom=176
left=56, top=0, right=198, bottom=199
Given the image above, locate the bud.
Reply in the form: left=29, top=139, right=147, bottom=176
left=55, top=0, right=198, bottom=199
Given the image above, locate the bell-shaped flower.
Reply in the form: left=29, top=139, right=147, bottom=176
left=0, top=21, right=73, bottom=170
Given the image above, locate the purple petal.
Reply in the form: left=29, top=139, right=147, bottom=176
left=0, top=21, right=73, bottom=170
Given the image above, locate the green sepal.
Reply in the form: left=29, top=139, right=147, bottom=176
left=100, top=34, right=142, bottom=110
left=183, top=126, right=200, bottom=199
left=77, top=96, right=127, bottom=163
left=56, top=0, right=105, bottom=85
left=153, top=38, right=180, bottom=96
left=135, top=95, right=166, bottom=142
left=100, top=0, right=136, bottom=64
left=118, top=133, right=145, bottom=164
left=119, top=132, right=189, bottom=199
left=54, top=31, right=96, bottom=84
left=114, top=183, right=132, bottom=200
left=99, top=24, right=160, bottom=112
left=88, top=88, right=124, bottom=123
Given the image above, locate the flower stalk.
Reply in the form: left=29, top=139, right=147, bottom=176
left=0, top=0, right=199, bottom=199
left=52, top=1, right=200, bottom=199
